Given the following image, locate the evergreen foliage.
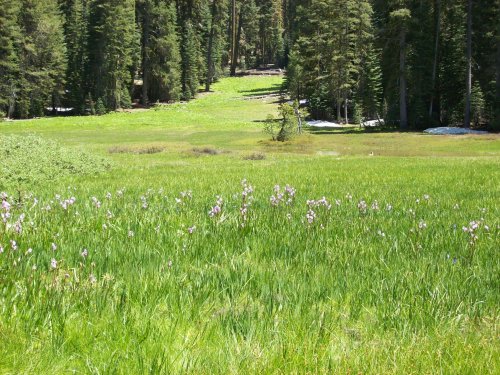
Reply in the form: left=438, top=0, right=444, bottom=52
left=0, top=0, right=497, bottom=128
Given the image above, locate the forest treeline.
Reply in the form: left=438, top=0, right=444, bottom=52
left=0, top=0, right=498, bottom=129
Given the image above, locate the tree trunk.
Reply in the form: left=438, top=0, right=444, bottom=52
left=399, top=28, right=408, bottom=130
left=344, top=96, right=348, bottom=124
left=141, top=5, right=150, bottom=106
left=464, top=0, right=472, bottom=128
left=495, top=10, right=500, bottom=127
left=7, top=85, right=15, bottom=118
left=337, top=98, right=342, bottom=122
left=205, top=0, right=217, bottom=92
left=429, top=0, right=441, bottom=120
left=230, top=10, right=242, bottom=76
left=230, top=0, right=237, bottom=76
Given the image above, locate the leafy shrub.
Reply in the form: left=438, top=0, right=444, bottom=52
left=0, top=134, right=111, bottom=189
left=264, top=103, right=299, bottom=142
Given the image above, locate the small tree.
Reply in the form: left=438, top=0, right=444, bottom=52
left=470, top=82, right=485, bottom=127
left=264, top=102, right=299, bottom=142
left=95, top=98, right=107, bottom=115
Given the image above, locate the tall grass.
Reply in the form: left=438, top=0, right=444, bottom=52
left=0, top=75, right=499, bottom=373
left=0, top=155, right=498, bottom=373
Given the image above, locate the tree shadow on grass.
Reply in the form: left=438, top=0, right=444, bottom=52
left=305, top=126, right=420, bottom=135
left=238, top=83, right=283, bottom=97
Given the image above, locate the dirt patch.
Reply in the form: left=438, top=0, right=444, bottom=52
left=242, top=152, right=266, bottom=160
left=191, top=147, right=220, bottom=156
left=108, top=145, right=165, bottom=155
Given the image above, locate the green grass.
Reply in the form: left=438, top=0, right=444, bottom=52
left=0, top=75, right=499, bottom=374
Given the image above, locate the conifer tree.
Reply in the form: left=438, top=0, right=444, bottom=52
left=62, top=0, right=89, bottom=113
left=16, top=0, right=67, bottom=118
left=181, top=20, right=201, bottom=99
left=138, top=0, right=181, bottom=103
left=0, top=0, right=21, bottom=118
left=88, top=0, right=136, bottom=111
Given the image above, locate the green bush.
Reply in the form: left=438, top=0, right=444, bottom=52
left=264, top=102, right=299, bottom=142
left=0, top=134, right=111, bottom=189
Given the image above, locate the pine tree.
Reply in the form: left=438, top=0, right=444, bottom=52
left=15, top=0, right=67, bottom=118
left=62, top=0, right=89, bottom=113
left=0, top=0, right=21, bottom=118
left=87, top=0, right=136, bottom=111
left=139, top=0, right=181, bottom=103
left=206, top=0, right=228, bottom=91
left=181, top=20, right=201, bottom=99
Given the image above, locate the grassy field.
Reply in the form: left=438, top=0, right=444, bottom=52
left=0, top=75, right=499, bottom=374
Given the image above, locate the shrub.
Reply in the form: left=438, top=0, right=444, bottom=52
left=264, top=103, right=299, bottom=142
left=0, top=134, right=111, bottom=189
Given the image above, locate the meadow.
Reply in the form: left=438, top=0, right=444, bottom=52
left=0, top=75, right=499, bottom=374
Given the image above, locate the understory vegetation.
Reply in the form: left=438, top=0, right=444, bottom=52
left=0, top=76, right=499, bottom=373
left=0, top=134, right=111, bottom=189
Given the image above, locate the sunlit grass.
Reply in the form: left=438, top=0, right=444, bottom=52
left=0, top=75, right=499, bottom=373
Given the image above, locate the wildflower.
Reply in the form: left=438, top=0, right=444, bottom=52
left=89, top=274, right=97, bottom=284
left=102, top=223, right=108, bottom=230
left=10, top=240, right=17, bottom=251
left=357, top=200, right=367, bottom=214
left=418, top=220, right=427, bottom=230
left=167, top=260, right=173, bottom=268
left=128, top=230, right=134, bottom=238
left=188, top=226, right=196, bottom=234
left=50, top=258, right=57, bottom=269
left=51, top=243, right=57, bottom=251
left=377, top=230, right=386, bottom=237
left=386, top=204, right=393, bottom=211
left=209, top=196, right=223, bottom=217
left=371, top=200, right=379, bottom=211
left=106, top=192, right=112, bottom=199
left=423, top=194, right=430, bottom=200
left=32, top=264, right=37, bottom=271
left=453, top=203, right=460, bottom=210
left=270, top=184, right=296, bottom=207
left=306, top=209, right=316, bottom=224
left=91, top=196, right=101, bottom=209
left=81, top=248, right=88, bottom=258
left=140, top=196, right=148, bottom=209
left=27, top=248, right=33, bottom=254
